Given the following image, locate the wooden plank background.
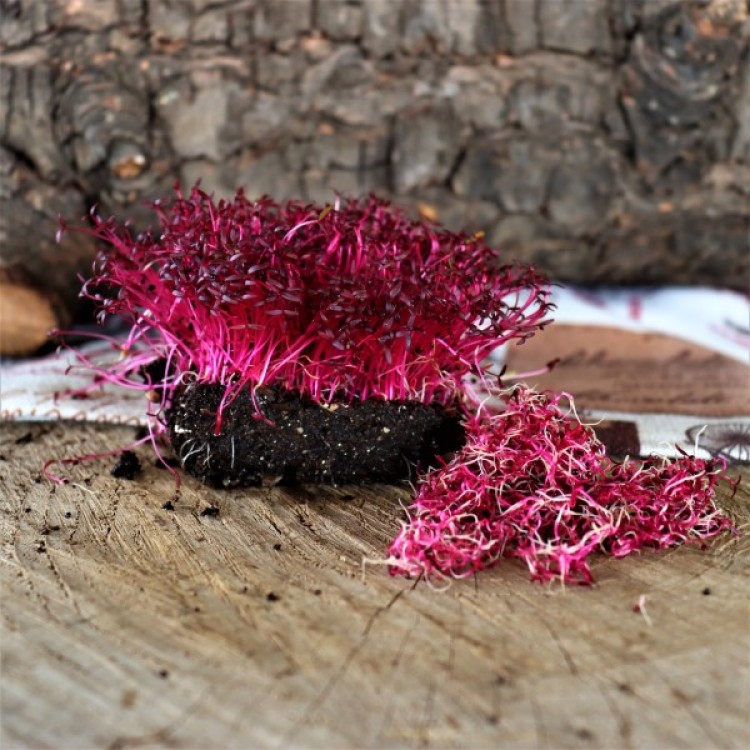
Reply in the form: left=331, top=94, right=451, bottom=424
left=1, top=421, right=748, bottom=749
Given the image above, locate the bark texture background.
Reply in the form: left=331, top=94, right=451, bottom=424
left=1, top=0, right=748, bottom=302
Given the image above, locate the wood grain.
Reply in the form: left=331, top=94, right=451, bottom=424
left=1, top=421, right=749, bottom=749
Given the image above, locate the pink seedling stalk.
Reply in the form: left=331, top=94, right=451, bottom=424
left=387, top=387, right=735, bottom=585
left=60, top=187, right=552, bottom=434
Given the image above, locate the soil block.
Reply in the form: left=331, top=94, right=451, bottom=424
left=167, top=384, right=465, bottom=487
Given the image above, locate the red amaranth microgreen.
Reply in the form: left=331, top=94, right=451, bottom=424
left=387, top=387, right=735, bottom=585
left=62, top=187, right=551, bottom=431
left=54, top=190, right=735, bottom=583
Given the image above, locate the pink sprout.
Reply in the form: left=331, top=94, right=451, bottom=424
left=387, top=387, right=734, bottom=585
left=63, top=187, right=551, bottom=430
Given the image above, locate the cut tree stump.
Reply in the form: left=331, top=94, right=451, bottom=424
left=1, top=421, right=748, bottom=749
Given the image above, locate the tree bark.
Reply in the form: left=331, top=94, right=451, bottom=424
left=1, top=0, right=748, bottom=353
left=0, top=148, right=97, bottom=353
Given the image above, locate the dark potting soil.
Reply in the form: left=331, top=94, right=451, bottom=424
left=111, top=450, right=141, bottom=480
left=167, top=384, right=465, bottom=487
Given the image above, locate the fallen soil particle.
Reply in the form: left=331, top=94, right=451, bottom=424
left=111, top=451, right=141, bottom=480
left=167, top=384, right=465, bottom=487
left=200, top=505, right=220, bottom=518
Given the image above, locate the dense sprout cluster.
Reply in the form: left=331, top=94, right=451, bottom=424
left=67, top=187, right=551, bottom=424
left=388, top=387, right=734, bottom=584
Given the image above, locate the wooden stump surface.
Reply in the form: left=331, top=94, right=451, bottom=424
left=1, top=421, right=749, bottom=749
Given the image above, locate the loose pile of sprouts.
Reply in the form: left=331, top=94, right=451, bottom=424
left=388, top=388, right=734, bottom=584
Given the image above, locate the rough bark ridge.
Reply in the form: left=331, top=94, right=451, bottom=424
left=1, top=0, right=748, bottom=310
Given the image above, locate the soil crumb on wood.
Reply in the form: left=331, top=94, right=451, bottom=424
left=111, top=450, right=141, bottom=480
left=167, top=384, right=465, bottom=487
